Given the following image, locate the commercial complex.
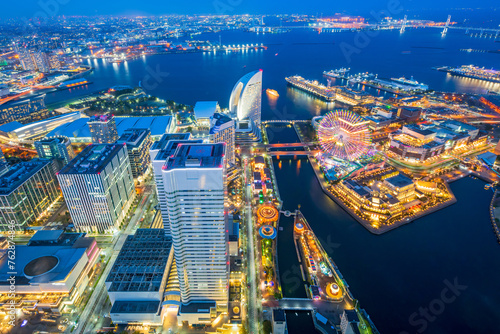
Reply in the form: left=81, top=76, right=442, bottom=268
left=46, top=115, right=175, bottom=143
left=0, top=230, right=99, bottom=313
left=210, top=112, right=236, bottom=166
left=157, top=143, right=229, bottom=312
left=57, top=144, right=135, bottom=233
left=0, top=111, right=82, bottom=142
left=106, top=229, right=174, bottom=325
left=229, top=70, right=262, bottom=128
left=0, top=159, right=59, bottom=232
left=389, top=122, right=487, bottom=163
left=35, top=136, right=76, bottom=166
left=0, top=95, right=49, bottom=126
left=88, top=114, right=119, bottom=144
left=117, top=128, right=153, bottom=178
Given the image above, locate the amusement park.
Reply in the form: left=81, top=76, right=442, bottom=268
left=314, top=110, right=378, bottom=182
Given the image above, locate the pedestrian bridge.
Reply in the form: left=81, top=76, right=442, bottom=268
left=268, top=150, right=319, bottom=156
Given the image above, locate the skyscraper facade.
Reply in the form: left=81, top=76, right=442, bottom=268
left=158, top=143, right=229, bottom=305
left=210, top=113, right=236, bottom=166
left=0, top=159, right=59, bottom=231
left=57, top=144, right=135, bottom=233
left=116, top=128, right=153, bottom=178
left=88, top=114, right=119, bottom=144
left=229, top=70, right=263, bottom=128
left=150, top=133, right=200, bottom=236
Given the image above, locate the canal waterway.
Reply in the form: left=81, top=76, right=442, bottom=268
left=270, top=143, right=500, bottom=334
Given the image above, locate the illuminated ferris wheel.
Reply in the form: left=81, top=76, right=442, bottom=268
left=317, top=110, right=372, bottom=161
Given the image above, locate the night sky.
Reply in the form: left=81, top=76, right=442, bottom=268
left=1, top=0, right=499, bottom=18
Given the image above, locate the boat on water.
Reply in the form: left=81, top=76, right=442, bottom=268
left=58, top=78, right=90, bottom=89
left=323, top=67, right=351, bottom=78
left=266, top=89, right=279, bottom=97
left=390, top=76, right=429, bottom=90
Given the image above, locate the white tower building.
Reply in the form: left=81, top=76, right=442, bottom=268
left=158, top=143, right=229, bottom=305
left=229, top=70, right=263, bottom=128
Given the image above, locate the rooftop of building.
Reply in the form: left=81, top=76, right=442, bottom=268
left=35, top=135, right=69, bottom=145
left=110, top=300, right=160, bottom=314
left=0, top=121, right=24, bottom=133
left=150, top=133, right=191, bottom=152
left=194, top=101, right=219, bottom=119
left=58, top=144, right=124, bottom=175
left=0, top=159, right=51, bottom=195
left=209, top=113, right=234, bottom=134
left=88, top=114, right=114, bottom=123
left=0, top=231, right=96, bottom=286
left=106, top=229, right=172, bottom=293
left=116, top=128, right=150, bottom=149
left=273, top=308, right=286, bottom=322
left=155, top=139, right=203, bottom=162
left=179, top=301, right=216, bottom=314
left=46, top=116, right=173, bottom=140
left=439, top=119, right=478, bottom=132
left=404, top=124, right=436, bottom=136
left=164, top=143, right=225, bottom=170
left=384, top=174, right=414, bottom=189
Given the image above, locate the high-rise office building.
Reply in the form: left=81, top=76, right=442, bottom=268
left=210, top=113, right=235, bottom=166
left=57, top=144, right=135, bottom=233
left=88, top=114, right=119, bottom=144
left=35, top=136, right=76, bottom=166
left=0, top=159, right=59, bottom=231
left=116, top=128, right=153, bottom=178
left=229, top=70, right=262, bottom=128
left=157, top=143, right=229, bottom=305
left=150, top=133, right=200, bottom=235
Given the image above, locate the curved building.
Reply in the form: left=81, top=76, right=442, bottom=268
left=229, top=70, right=262, bottom=127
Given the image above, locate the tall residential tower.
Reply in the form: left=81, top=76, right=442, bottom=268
left=156, top=143, right=229, bottom=306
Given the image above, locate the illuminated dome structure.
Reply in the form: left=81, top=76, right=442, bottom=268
left=259, top=225, right=277, bottom=239
left=257, top=204, right=279, bottom=224
left=326, top=282, right=343, bottom=299
left=317, top=110, right=371, bottom=161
